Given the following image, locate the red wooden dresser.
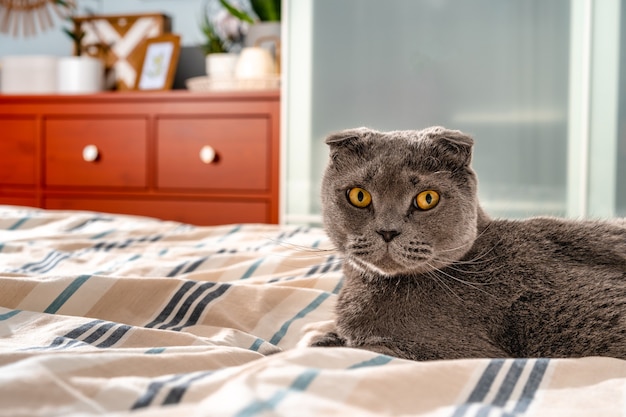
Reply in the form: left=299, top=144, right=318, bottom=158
left=0, top=90, right=280, bottom=225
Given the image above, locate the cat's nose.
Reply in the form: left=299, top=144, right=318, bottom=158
left=377, top=229, right=401, bottom=243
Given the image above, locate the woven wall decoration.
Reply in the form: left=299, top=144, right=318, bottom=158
left=0, top=0, right=73, bottom=37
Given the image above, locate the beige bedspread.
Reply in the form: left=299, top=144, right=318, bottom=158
left=0, top=205, right=625, bottom=416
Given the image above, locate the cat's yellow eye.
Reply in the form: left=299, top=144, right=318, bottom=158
left=347, top=187, right=372, bottom=208
left=415, top=190, right=440, bottom=211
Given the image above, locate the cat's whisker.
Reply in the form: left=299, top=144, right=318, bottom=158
left=439, top=259, right=509, bottom=283
left=437, top=239, right=475, bottom=254
left=424, top=269, right=463, bottom=301
left=270, top=240, right=337, bottom=254
left=437, top=222, right=495, bottom=255
left=438, top=237, right=505, bottom=268
left=426, top=262, right=496, bottom=297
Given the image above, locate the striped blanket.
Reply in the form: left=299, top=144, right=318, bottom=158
left=0, top=205, right=625, bottom=416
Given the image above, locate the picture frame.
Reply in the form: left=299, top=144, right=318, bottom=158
left=73, top=13, right=172, bottom=91
left=135, top=34, right=181, bottom=91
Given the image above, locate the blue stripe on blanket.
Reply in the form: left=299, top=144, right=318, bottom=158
left=93, top=235, right=163, bottom=251
left=94, top=323, right=132, bottom=348
left=166, top=261, right=188, bottom=277
left=466, top=359, right=506, bottom=404
left=348, top=354, right=394, bottom=369
left=131, top=371, right=215, bottom=410
left=145, top=281, right=197, bottom=328
left=0, top=309, right=20, bottom=321
left=7, top=217, right=29, bottom=230
left=161, top=371, right=214, bottom=405
left=166, top=256, right=209, bottom=277
left=510, top=358, right=550, bottom=415
left=17, top=250, right=67, bottom=273
left=44, top=275, right=91, bottom=314
left=65, top=216, right=113, bottom=232
left=156, top=282, right=217, bottom=330
left=171, top=284, right=230, bottom=331
left=241, top=258, right=265, bottom=279
left=82, top=321, right=117, bottom=344
left=235, top=369, right=319, bottom=417
left=490, top=359, right=527, bottom=407
left=235, top=355, right=391, bottom=416
left=132, top=374, right=186, bottom=409
left=64, top=319, right=103, bottom=339
left=146, top=282, right=230, bottom=331
left=29, top=322, right=131, bottom=351
left=331, top=278, right=343, bottom=294
left=217, top=225, right=242, bottom=242
left=451, top=358, right=550, bottom=417
left=91, top=230, right=113, bottom=239
left=269, top=292, right=331, bottom=345
left=249, top=338, right=265, bottom=351
left=182, top=256, right=208, bottom=274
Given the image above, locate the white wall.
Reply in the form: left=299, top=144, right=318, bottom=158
left=0, top=0, right=207, bottom=57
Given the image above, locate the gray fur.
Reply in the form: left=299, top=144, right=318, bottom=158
left=313, top=126, right=626, bottom=360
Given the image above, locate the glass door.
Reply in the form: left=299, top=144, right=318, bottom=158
left=284, top=0, right=622, bottom=224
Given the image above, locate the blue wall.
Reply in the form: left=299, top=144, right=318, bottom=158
left=0, top=0, right=207, bottom=57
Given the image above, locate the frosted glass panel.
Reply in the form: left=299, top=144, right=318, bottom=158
left=298, top=0, right=571, bottom=219
left=617, top=3, right=626, bottom=217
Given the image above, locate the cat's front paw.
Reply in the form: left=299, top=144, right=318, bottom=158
left=310, top=331, right=347, bottom=347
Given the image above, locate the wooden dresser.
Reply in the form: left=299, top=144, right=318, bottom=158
left=0, top=90, right=280, bottom=225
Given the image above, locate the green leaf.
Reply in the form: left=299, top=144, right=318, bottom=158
left=219, top=0, right=255, bottom=23
left=250, top=0, right=281, bottom=21
left=199, top=13, right=227, bottom=54
left=62, top=27, right=77, bottom=41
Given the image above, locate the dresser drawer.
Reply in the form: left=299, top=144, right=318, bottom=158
left=45, top=198, right=270, bottom=225
left=0, top=196, right=38, bottom=208
left=0, top=118, right=36, bottom=185
left=45, top=118, right=147, bottom=188
left=157, top=117, right=269, bottom=191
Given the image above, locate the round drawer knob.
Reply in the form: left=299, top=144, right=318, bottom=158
left=82, top=144, right=99, bottom=162
left=199, top=145, right=216, bottom=164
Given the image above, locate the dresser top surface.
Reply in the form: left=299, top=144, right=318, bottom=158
left=0, top=89, right=280, bottom=104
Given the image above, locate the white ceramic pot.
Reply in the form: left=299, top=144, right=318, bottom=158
left=57, top=56, right=104, bottom=94
left=0, top=55, right=57, bottom=94
left=205, top=53, right=239, bottom=79
left=235, top=47, right=276, bottom=79
left=244, top=22, right=281, bottom=72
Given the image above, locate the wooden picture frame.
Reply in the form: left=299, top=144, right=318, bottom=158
left=135, top=34, right=181, bottom=91
left=73, top=13, right=172, bottom=91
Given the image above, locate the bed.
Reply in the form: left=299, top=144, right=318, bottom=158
left=0, top=204, right=625, bottom=417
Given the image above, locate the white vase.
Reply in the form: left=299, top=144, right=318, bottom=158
left=235, top=47, right=276, bottom=79
left=0, top=55, right=57, bottom=94
left=57, top=56, right=104, bottom=94
left=205, top=53, right=239, bottom=79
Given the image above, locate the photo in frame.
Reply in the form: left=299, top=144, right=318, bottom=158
left=135, top=34, right=181, bottom=91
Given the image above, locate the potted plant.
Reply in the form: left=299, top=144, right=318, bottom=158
left=57, top=4, right=104, bottom=93
left=200, top=12, right=239, bottom=80
left=219, top=0, right=281, bottom=71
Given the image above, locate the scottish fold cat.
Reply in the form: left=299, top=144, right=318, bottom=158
left=313, top=126, right=626, bottom=360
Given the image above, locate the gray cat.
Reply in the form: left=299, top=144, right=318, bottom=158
left=312, top=126, right=626, bottom=360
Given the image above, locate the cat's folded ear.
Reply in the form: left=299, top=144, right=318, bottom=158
left=324, top=128, right=374, bottom=166
left=424, top=126, right=474, bottom=167
left=324, top=127, right=373, bottom=146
